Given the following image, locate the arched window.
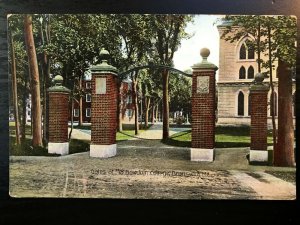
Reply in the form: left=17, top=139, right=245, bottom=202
left=248, top=44, right=255, bottom=59
left=239, top=43, right=246, bottom=59
left=248, top=66, right=254, bottom=79
left=238, top=91, right=244, bottom=116
left=239, top=66, right=246, bottom=79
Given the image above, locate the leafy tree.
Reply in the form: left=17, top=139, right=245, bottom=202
left=111, top=14, right=154, bottom=134
left=148, top=14, right=193, bottom=139
left=169, top=72, right=192, bottom=119
left=44, top=14, right=123, bottom=130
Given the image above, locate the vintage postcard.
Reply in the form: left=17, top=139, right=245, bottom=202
left=8, top=14, right=296, bottom=199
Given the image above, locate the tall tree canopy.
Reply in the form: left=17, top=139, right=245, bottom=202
left=8, top=14, right=194, bottom=147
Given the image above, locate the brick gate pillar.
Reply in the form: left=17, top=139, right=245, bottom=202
left=89, top=48, right=118, bottom=158
left=191, top=48, right=218, bottom=161
left=249, top=73, right=269, bottom=163
left=48, top=75, right=71, bottom=155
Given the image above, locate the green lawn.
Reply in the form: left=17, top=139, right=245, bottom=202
left=117, top=130, right=136, bottom=141
left=117, top=124, right=152, bottom=141
left=163, top=126, right=274, bottom=148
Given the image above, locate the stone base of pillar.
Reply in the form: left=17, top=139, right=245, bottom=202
left=48, top=142, right=69, bottom=155
left=90, top=144, right=117, bottom=158
left=191, top=148, right=214, bottom=162
left=249, top=150, right=268, bottom=162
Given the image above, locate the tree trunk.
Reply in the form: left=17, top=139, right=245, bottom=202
left=41, top=56, right=50, bottom=143
left=44, top=15, right=52, bottom=144
left=144, top=97, right=150, bottom=128
left=267, top=24, right=277, bottom=164
left=162, top=69, right=169, bottom=139
left=45, top=58, right=50, bottom=141
left=21, top=86, right=27, bottom=142
left=155, top=103, right=158, bottom=123
left=10, top=31, right=21, bottom=145
left=39, top=17, right=48, bottom=145
left=21, top=56, right=30, bottom=142
left=78, top=75, right=83, bottom=126
left=151, top=101, right=155, bottom=124
left=160, top=101, right=163, bottom=122
left=24, top=14, right=43, bottom=147
left=40, top=62, right=48, bottom=146
left=257, top=18, right=261, bottom=73
left=274, top=60, right=295, bottom=167
left=132, top=79, right=139, bottom=135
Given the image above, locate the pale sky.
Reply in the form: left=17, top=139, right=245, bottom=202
left=173, top=15, right=221, bottom=74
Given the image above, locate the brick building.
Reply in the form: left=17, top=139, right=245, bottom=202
left=69, top=76, right=135, bottom=124
left=217, top=21, right=296, bottom=127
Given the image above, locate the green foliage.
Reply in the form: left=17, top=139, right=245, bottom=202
left=8, top=14, right=195, bottom=148
left=148, top=15, right=194, bottom=65
left=169, top=72, right=192, bottom=114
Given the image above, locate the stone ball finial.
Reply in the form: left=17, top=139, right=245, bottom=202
left=99, top=48, right=110, bottom=61
left=200, top=48, right=210, bottom=59
left=53, top=75, right=63, bottom=86
left=254, top=72, right=264, bottom=84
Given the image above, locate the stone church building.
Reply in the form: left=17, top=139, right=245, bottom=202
left=216, top=22, right=296, bottom=127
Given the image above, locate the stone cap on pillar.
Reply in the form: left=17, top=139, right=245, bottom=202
left=90, top=48, right=118, bottom=76
left=48, top=75, right=71, bottom=93
left=192, top=48, right=218, bottom=71
left=250, top=73, right=269, bottom=91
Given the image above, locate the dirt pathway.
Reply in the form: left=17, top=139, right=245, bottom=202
left=9, top=124, right=295, bottom=199
left=230, top=170, right=296, bottom=200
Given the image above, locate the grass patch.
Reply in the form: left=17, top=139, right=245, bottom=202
left=163, top=126, right=274, bottom=148
left=162, top=130, right=191, bottom=147
left=10, top=136, right=89, bottom=156
left=117, top=124, right=153, bottom=141
left=117, top=130, right=136, bottom=141
left=9, top=123, right=32, bottom=136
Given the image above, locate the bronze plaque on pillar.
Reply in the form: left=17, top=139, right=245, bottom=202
left=96, top=77, right=106, bottom=94
left=196, top=76, right=209, bottom=94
